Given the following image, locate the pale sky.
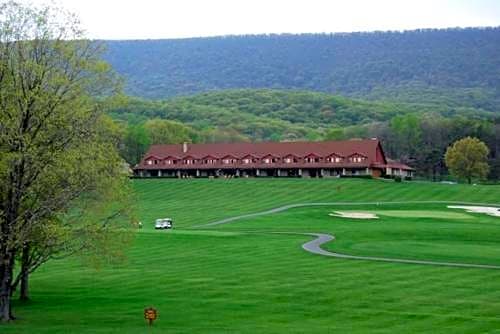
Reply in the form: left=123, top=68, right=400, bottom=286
left=22, top=0, right=500, bottom=40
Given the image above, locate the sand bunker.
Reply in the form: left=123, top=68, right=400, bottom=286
left=329, top=211, right=379, bottom=219
left=447, top=205, right=500, bottom=218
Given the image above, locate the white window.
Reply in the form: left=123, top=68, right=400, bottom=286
left=350, top=156, right=365, bottom=163
left=147, top=160, right=153, bottom=165
left=263, top=158, right=271, bottom=164
left=326, top=156, right=341, bottom=163
left=284, top=158, right=292, bottom=163
left=305, top=157, right=318, bottom=163
left=243, top=158, right=252, bottom=164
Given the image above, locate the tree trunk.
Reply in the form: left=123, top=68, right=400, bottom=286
left=19, top=245, right=30, bottom=301
left=0, top=252, right=15, bottom=321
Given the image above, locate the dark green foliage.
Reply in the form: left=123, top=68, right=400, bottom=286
left=351, top=114, right=498, bottom=181
left=121, top=123, right=151, bottom=165
left=104, top=28, right=500, bottom=112
left=109, top=89, right=495, bottom=143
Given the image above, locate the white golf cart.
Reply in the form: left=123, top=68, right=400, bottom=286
left=155, top=218, right=173, bottom=229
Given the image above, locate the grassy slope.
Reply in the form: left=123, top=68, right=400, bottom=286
left=215, top=203, right=500, bottom=265
left=133, top=178, right=500, bottom=228
left=3, top=179, right=500, bottom=333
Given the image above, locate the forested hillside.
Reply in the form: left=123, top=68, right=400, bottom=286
left=111, top=89, right=406, bottom=140
left=104, top=28, right=500, bottom=111
left=105, top=28, right=500, bottom=181
left=109, top=90, right=499, bottom=180
left=110, top=89, right=495, bottom=141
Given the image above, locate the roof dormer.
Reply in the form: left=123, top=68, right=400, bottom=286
left=347, top=153, right=368, bottom=163
left=201, top=155, right=218, bottom=164
left=283, top=154, right=299, bottom=163
left=261, top=154, right=279, bottom=164
left=162, top=155, right=178, bottom=165
left=304, top=153, right=320, bottom=163
left=221, top=155, right=238, bottom=164
left=144, top=155, right=161, bottom=165
left=326, top=153, right=344, bottom=163
left=241, top=154, right=257, bottom=164
left=182, top=155, right=197, bottom=165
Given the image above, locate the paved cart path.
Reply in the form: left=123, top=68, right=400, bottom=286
left=298, top=232, right=500, bottom=270
left=198, top=201, right=500, bottom=270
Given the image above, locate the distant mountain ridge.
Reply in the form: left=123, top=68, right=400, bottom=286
left=104, top=27, right=500, bottom=112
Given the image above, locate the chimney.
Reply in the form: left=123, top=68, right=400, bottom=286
left=182, top=142, right=188, bottom=153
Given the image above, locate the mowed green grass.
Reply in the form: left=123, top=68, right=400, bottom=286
left=215, top=203, right=500, bottom=266
left=133, top=178, right=500, bottom=228
left=3, top=179, right=500, bottom=333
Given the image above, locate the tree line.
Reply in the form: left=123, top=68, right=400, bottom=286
left=326, top=114, right=500, bottom=181
left=113, top=100, right=499, bottom=181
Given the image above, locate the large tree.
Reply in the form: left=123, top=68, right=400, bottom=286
left=444, top=137, right=490, bottom=184
left=0, top=1, right=131, bottom=321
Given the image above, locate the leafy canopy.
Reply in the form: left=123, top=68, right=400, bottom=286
left=445, top=137, right=490, bottom=183
left=0, top=0, right=132, bottom=320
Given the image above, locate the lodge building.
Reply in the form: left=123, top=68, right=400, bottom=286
left=133, top=139, right=414, bottom=178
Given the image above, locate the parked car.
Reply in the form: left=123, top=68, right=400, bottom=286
left=155, top=218, right=173, bottom=229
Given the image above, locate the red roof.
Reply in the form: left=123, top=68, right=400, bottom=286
left=384, top=160, right=415, bottom=171
left=136, top=139, right=387, bottom=170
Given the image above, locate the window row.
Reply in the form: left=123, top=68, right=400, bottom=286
left=146, top=155, right=367, bottom=165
